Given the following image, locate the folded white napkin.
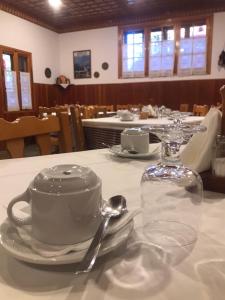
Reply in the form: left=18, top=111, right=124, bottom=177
left=180, top=107, right=222, bottom=173
left=142, top=105, right=156, bottom=117
left=12, top=209, right=140, bottom=258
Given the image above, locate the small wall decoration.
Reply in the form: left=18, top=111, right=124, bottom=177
left=94, top=71, right=100, bottom=78
left=73, top=50, right=91, bottom=79
left=102, top=62, right=109, bottom=70
left=45, top=67, right=52, bottom=78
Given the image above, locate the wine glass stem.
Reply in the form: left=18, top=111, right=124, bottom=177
left=161, top=141, right=182, bottom=165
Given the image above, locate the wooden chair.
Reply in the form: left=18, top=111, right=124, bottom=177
left=38, top=105, right=68, bottom=117
left=179, top=103, right=189, bottom=112
left=193, top=104, right=209, bottom=116
left=105, top=105, right=114, bottom=112
left=0, top=114, right=73, bottom=158
left=116, top=104, right=130, bottom=111
left=70, top=105, right=86, bottom=151
left=94, top=106, right=107, bottom=118
left=82, top=106, right=96, bottom=119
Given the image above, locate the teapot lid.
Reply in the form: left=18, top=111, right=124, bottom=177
left=31, top=165, right=101, bottom=194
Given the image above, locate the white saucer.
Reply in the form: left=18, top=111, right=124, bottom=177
left=0, top=220, right=134, bottom=265
left=110, top=143, right=160, bottom=159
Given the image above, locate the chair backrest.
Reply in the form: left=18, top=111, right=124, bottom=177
left=82, top=106, right=96, bottom=119
left=116, top=104, right=130, bottom=111
left=105, top=105, right=114, bottom=112
left=179, top=103, right=189, bottom=112
left=94, top=106, right=107, bottom=118
left=38, top=105, right=68, bottom=117
left=193, top=104, right=209, bottom=116
left=70, top=105, right=86, bottom=151
left=0, top=115, right=73, bottom=158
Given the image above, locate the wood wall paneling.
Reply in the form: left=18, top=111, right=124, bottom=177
left=1, top=79, right=225, bottom=120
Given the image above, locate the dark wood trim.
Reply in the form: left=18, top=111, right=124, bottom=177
left=1, top=2, right=224, bottom=33
left=1, top=79, right=225, bottom=121
left=206, top=15, right=213, bottom=74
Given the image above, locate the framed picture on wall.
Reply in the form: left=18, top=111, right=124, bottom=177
left=73, top=50, right=91, bottom=79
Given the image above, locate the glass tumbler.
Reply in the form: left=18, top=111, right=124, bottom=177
left=212, top=135, right=225, bottom=177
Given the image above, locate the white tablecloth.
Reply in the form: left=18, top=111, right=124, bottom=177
left=0, top=147, right=224, bottom=300
left=82, top=116, right=204, bottom=130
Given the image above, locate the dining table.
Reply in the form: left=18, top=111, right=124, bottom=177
left=82, top=116, right=204, bottom=149
left=0, top=146, right=224, bottom=300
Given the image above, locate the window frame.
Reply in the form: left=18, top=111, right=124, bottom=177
left=118, top=15, right=213, bottom=79
left=0, top=45, right=34, bottom=113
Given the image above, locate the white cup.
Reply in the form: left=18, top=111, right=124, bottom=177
left=121, top=128, right=149, bottom=153
left=7, top=165, right=102, bottom=245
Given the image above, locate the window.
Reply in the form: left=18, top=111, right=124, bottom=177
left=178, top=23, right=207, bottom=75
left=0, top=46, right=33, bottom=112
left=122, top=30, right=145, bottom=77
left=149, top=26, right=175, bottom=77
left=119, top=15, right=212, bottom=78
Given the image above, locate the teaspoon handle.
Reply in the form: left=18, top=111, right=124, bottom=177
left=75, top=216, right=110, bottom=274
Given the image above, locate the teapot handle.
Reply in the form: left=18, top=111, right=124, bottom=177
left=7, top=190, right=32, bottom=226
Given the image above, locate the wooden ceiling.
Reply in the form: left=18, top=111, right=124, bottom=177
left=1, top=0, right=225, bottom=33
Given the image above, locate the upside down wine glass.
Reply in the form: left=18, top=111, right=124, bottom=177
left=141, top=123, right=206, bottom=264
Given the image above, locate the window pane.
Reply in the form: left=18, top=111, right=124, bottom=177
left=3, top=54, right=13, bottom=71
left=123, top=44, right=134, bottom=59
left=161, top=56, right=174, bottom=70
left=167, top=29, right=174, bottom=41
left=192, top=54, right=206, bottom=69
left=134, top=33, right=144, bottom=44
left=134, top=44, right=144, bottom=58
left=150, top=57, right=161, bottom=71
left=150, top=42, right=161, bottom=56
left=162, top=40, right=174, bottom=55
left=179, top=55, right=192, bottom=69
left=151, top=30, right=162, bottom=42
left=123, top=59, right=133, bottom=73
left=133, top=58, right=144, bottom=72
left=193, top=25, right=206, bottom=37
left=180, top=39, right=193, bottom=54
left=193, top=37, right=206, bottom=53
left=126, top=33, right=134, bottom=44
left=19, top=56, right=28, bottom=72
left=4, top=70, right=19, bottom=111
left=20, top=72, right=32, bottom=109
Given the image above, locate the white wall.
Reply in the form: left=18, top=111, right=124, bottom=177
left=59, top=11, right=225, bottom=85
left=1, top=9, right=225, bottom=85
left=0, top=10, right=59, bottom=84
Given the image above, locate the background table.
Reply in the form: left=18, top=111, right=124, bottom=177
left=82, top=116, right=204, bottom=149
left=0, top=148, right=224, bottom=300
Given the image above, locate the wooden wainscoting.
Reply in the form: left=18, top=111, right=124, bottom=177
left=1, top=79, right=225, bottom=120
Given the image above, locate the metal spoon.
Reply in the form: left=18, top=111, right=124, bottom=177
left=75, top=195, right=127, bottom=274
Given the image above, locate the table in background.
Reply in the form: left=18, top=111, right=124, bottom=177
left=82, top=116, right=204, bottom=149
left=0, top=148, right=224, bottom=300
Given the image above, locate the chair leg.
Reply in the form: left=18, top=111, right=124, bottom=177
left=6, top=138, right=24, bottom=158
left=36, top=134, right=52, bottom=155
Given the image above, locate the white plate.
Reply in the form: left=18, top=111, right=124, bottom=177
left=0, top=220, right=133, bottom=265
left=110, top=143, right=160, bottom=159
